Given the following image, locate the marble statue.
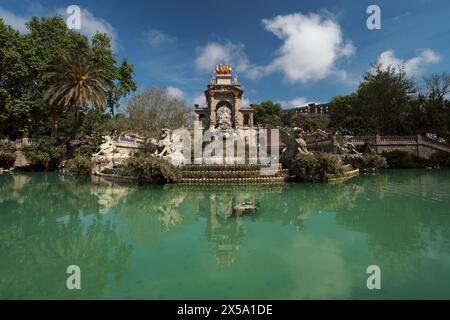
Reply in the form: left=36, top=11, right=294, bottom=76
left=92, top=135, right=128, bottom=174
left=295, top=129, right=312, bottom=155
left=217, top=110, right=232, bottom=130
left=335, top=135, right=362, bottom=155
left=154, top=128, right=187, bottom=166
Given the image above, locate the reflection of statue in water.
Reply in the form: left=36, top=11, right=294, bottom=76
left=203, top=192, right=260, bottom=266
left=156, top=194, right=186, bottom=231
left=90, top=176, right=133, bottom=214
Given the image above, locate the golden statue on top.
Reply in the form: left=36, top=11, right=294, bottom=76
left=215, top=64, right=232, bottom=75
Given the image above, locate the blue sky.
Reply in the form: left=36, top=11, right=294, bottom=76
left=1, top=0, right=449, bottom=110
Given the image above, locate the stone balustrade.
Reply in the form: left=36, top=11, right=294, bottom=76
left=306, top=134, right=450, bottom=159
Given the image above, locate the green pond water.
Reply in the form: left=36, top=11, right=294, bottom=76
left=0, top=170, right=449, bottom=299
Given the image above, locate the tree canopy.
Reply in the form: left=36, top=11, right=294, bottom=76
left=125, top=86, right=192, bottom=138
left=330, top=65, right=450, bottom=138
left=0, top=16, right=136, bottom=139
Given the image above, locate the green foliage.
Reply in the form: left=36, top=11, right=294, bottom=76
left=290, top=152, right=343, bottom=182
left=358, top=64, right=416, bottom=135
left=65, top=154, right=92, bottom=175
left=0, top=140, right=16, bottom=168
left=0, top=16, right=136, bottom=140
left=21, top=137, right=66, bottom=170
left=382, top=150, right=426, bottom=169
left=44, top=52, right=111, bottom=136
left=330, top=66, right=416, bottom=135
left=362, top=153, right=388, bottom=169
left=330, top=67, right=450, bottom=139
left=429, top=151, right=450, bottom=168
left=253, top=100, right=284, bottom=127
left=124, top=154, right=181, bottom=184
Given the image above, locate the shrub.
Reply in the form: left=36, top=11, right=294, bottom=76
left=362, top=153, right=388, bottom=169
left=382, top=150, right=426, bottom=169
left=140, top=141, right=158, bottom=154
left=21, top=137, right=66, bottom=170
left=124, top=154, right=181, bottom=184
left=65, top=154, right=92, bottom=175
left=290, top=152, right=343, bottom=182
left=0, top=140, right=16, bottom=168
left=429, top=151, right=450, bottom=168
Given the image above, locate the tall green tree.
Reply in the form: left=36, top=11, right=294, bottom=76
left=44, top=53, right=110, bottom=136
left=253, top=100, right=284, bottom=126
left=357, top=64, right=416, bottom=135
left=330, top=64, right=417, bottom=135
left=0, top=16, right=136, bottom=139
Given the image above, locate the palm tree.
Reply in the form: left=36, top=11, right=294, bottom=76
left=44, top=53, right=110, bottom=137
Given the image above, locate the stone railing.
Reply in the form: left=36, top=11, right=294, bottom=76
left=306, top=134, right=450, bottom=158
left=422, top=136, right=450, bottom=150
left=13, top=138, right=38, bottom=148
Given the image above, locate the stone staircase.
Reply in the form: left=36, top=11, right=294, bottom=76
left=179, top=164, right=288, bottom=185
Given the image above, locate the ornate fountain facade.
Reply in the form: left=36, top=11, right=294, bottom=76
left=194, top=64, right=254, bottom=129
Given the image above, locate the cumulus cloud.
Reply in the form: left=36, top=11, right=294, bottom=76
left=195, top=41, right=262, bottom=79
left=0, top=7, right=29, bottom=32
left=263, top=12, right=355, bottom=82
left=143, top=29, right=175, bottom=47
left=195, top=12, right=354, bottom=83
left=166, top=86, right=185, bottom=100
left=376, top=49, right=441, bottom=76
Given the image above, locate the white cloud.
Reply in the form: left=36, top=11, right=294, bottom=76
left=143, top=29, right=175, bottom=47
left=0, top=7, right=28, bottom=32
left=263, top=12, right=355, bottom=82
left=195, top=41, right=262, bottom=78
left=195, top=12, right=354, bottom=83
left=166, top=86, right=185, bottom=100
left=1, top=6, right=117, bottom=47
left=53, top=7, right=118, bottom=48
left=376, top=49, right=441, bottom=76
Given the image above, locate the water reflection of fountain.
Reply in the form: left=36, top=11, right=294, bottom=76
left=90, top=176, right=134, bottom=214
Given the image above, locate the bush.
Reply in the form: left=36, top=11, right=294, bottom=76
left=0, top=140, right=16, bottom=168
left=362, top=153, right=388, bottom=169
left=21, top=137, right=66, bottom=170
left=429, top=151, right=450, bottom=168
left=124, top=154, right=181, bottom=184
left=65, top=154, right=92, bottom=175
left=382, top=150, right=426, bottom=169
left=290, top=152, right=343, bottom=182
